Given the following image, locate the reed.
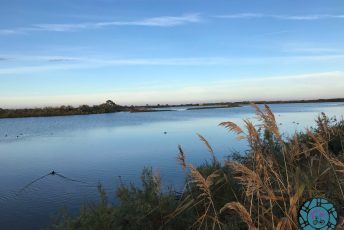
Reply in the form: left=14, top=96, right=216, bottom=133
left=169, top=104, right=344, bottom=229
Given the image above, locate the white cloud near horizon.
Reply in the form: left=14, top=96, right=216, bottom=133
left=216, top=13, right=344, bottom=20
left=1, top=71, right=343, bottom=108
left=0, top=14, right=201, bottom=35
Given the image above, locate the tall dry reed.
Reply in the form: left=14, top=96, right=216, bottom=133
left=172, top=104, right=344, bottom=229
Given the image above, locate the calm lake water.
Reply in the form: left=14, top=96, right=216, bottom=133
left=0, top=102, right=344, bottom=229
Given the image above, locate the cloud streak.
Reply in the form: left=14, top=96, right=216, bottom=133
left=216, top=13, right=344, bottom=20
left=2, top=12, right=343, bottom=35
left=0, top=14, right=201, bottom=35
left=1, top=54, right=344, bottom=75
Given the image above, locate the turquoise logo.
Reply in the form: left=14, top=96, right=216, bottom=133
left=298, top=198, right=337, bottom=230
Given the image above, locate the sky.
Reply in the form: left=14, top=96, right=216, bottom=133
left=0, top=0, right=344, bottom=108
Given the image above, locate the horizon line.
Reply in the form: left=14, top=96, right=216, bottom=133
left=2, top=97, right=344, bottom=110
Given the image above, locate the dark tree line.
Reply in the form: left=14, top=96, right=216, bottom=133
left=0, top=100, right=143, bottom=118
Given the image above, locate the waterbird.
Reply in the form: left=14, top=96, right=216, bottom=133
left=17, top=170, right=93, bottom=195
left=164, top=131, right=167, bottom=134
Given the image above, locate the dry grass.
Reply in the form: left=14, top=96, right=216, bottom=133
left=177, top=145, right=187, bottom=171
left=171, top=104, right=344, bottom=229
left=220, top=202, right=257, bottom=230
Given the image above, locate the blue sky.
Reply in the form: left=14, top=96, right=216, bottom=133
left=1, top=0, right=344, bottom=108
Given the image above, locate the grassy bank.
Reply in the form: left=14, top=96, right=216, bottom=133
left=0, top=100, right=153, bottom=119
left=52, top=105, right=343, bottom=229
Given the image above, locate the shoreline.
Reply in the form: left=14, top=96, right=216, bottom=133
left=1, top=98, right=343, bottom=119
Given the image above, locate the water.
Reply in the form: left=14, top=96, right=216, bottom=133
left=0, top=102, right=343, bottom=229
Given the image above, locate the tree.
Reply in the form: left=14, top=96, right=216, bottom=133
left=106, top=100, right=116, bottom=106
left=79, top=105, right=91, bottom=113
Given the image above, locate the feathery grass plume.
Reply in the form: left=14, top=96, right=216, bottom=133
left=197, top=133, right=215, bottom=158
left=220, top=202, right=257, bottom=230
left=251, top=103, right=282, bottom=142
left=221, top=107, right=344, bottom=228
left=177, top=145, right=187, bottom=171
left=225, top=161, right=262, bottom=197
left=219, top=121, right=243, bottom=135
left=188, top=164, right=222, bottom=229
left=243, top=119, right=261, bottom=150
left=189, top=164, right=218, bottom=198
left=219, top=121, right=245, bottom=140
left=263, top=104, right=281, bottom=141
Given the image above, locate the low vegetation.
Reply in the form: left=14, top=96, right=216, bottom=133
left=52, top=104, right=344, bottom=229
left=0, top=100, right=149, bottom=119
left=2, top=98, right=343, bottom=119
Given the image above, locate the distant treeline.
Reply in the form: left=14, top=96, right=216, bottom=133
left=1, top=98, right=343, bottom=119
left=143, top=98, right=344, bottom=108
left=0, top=100, right=148, bottom=119
left=143, top=102, right=240, bottom=108
left=244, top=98, right=344, bottom=104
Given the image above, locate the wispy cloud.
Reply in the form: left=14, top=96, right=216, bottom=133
left=216, top=13, right=264, bottom=19
left=48, top=58, right=79, bottom=62
left=0, top=14, right=201, bottom=35
left=216, top=13, right=344, bottom=20
left=0, top=29, right=21, bottom=35
left=1, top=54, right=344, bottom=75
